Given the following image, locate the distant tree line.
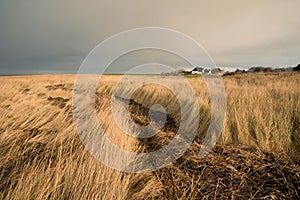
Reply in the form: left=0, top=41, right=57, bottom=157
left=223, top=63, right=300, bottom=76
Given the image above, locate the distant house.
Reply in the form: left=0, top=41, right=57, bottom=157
left=189, top=67, right=203, bottom=74
left=191, top=71, right=202, bottom=74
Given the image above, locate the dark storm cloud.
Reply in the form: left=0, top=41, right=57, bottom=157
left=0, top=0, right=299, bottom=74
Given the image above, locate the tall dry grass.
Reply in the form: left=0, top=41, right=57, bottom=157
left=0, top=75, right=135, bottom=199
left=0, top=73, right=299, bottom=199
left=221, top=73, right=300, bottom=153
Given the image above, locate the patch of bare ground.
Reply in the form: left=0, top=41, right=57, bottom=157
left=128, top=145, right=300, bottom=199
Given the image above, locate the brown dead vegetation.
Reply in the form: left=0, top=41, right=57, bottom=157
left=0, top=73, right=299, bottom=199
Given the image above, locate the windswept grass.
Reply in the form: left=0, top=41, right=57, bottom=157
left=0, top=73, right=299, bottom=199
left=221, top=73, right=300, bottom=153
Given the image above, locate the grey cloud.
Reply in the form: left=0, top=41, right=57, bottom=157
left=0, top=0, right=299, bottom=74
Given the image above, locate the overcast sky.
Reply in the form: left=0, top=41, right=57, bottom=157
left=0, top=0, right=300, bottom=74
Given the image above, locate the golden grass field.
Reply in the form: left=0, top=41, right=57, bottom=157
left=0, top=73, right=299, bottom=199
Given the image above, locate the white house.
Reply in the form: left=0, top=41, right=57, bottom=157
left=191, top=71, right=202, bottom=74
